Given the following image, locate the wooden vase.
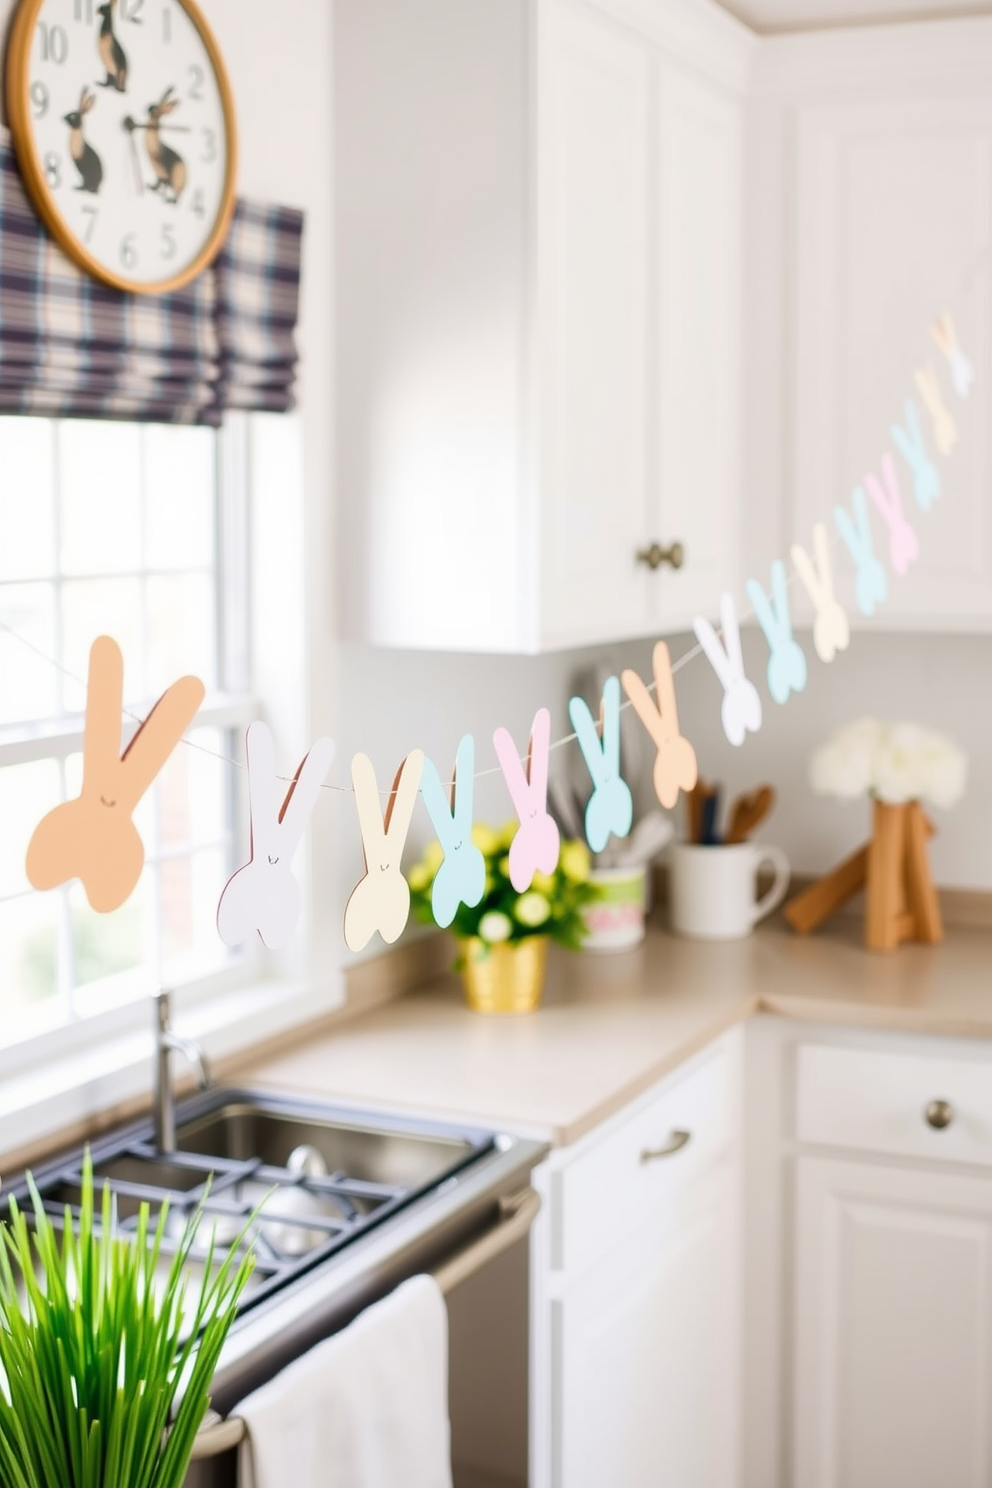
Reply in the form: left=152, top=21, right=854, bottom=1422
left=784, top=799, right=943, bottom=953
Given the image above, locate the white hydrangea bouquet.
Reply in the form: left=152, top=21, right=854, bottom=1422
left=786, top=718, right=967, bottom=952
left=809, top=718, right=968, bottom=809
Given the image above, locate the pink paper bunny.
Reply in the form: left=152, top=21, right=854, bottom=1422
left=866, top=453, right=919, bottom=577
left=493, top=708, right=560, bottom=892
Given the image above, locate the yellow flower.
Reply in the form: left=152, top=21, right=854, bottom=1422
left=498, top=855, right=512, bottom=881
left=532, top=871, right=556, bottom=896
left=560, top=840, right=591, bottom=883
left=407, top=864, right=431, bottom=892
left=471, top=823, right=500, bottom=857
left=514, top=892, right=551, bottom=928
left=422, top=840, right=444, bottom=874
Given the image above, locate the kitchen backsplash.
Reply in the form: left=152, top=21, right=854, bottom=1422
left=335, top=631, right=992, bottom=951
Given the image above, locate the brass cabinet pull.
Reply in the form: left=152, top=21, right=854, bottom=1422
left=636, top=541, right=685, bottom=572
left=925, top=1099, right=954, bottom=1130
left=640, top=1129, right=691, bottom=1163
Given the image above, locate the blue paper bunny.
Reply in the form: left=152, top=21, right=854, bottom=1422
left=745, top=560, right=807, bottom=706
left=834, top=487, right=888, bottom=618
left=419, top=734, right=486, bottom=929
left=568, top=675, right=633, bottom=854
left=891, top=399, right=941, bottom=513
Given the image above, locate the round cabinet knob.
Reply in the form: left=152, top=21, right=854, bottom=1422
left=925, top=1099, right=954, bottom=1130
left=636, top=541, right=685, bottom=572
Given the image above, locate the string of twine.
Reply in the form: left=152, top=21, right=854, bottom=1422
left=0, top=533, right=837, bottom=794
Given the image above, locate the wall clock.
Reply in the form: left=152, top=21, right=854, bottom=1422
left=5, top=0, right=237, bottom=294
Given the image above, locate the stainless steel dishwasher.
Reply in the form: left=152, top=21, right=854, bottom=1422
left=1, top=1086, right=546, bottom=1488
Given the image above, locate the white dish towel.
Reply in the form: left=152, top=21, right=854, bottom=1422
left=236, top=1274, right=453, bottom=1488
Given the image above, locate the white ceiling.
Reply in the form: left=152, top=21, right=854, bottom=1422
left=714, top=0, right=992, bottom=31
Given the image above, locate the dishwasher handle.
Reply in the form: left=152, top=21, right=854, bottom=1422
left=432, top=1186, right=540, bottom=1294
left=189, top=1187, right=541, bottom=1462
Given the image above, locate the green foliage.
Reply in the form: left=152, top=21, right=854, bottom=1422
left=408, top=820, right=600, bottom=950
left=0, top=1151, right=254, bottom=1488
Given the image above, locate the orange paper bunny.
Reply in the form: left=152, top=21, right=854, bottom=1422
left=26, top=636, right=204, bottom=913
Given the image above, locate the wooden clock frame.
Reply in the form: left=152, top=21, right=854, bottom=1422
left=4, top=0, right=238, bottom=295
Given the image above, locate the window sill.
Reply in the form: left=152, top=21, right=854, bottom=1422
left=0, top=972, right=344, bottom=1171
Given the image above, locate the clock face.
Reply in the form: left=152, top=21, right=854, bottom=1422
left=7, top=0, right=235, bottom=293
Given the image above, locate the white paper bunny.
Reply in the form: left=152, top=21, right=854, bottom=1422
left=344, top=750, right=425, bottom=952
left=217, top=722, right=335, bottom=951
left=693, top=592, right=762, bottom=748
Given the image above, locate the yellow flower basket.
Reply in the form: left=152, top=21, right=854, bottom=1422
left=460, top=936, right=548, bottom=1015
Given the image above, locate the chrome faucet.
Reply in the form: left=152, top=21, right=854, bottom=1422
left=154, top=989, right=212, bottom=1152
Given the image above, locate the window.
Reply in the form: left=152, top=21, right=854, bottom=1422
left=0, top=414, right=254, bottom=1049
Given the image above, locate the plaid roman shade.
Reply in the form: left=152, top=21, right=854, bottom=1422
left=0, top=133, right=302, bottom=425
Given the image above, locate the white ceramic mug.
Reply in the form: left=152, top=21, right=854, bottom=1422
left=668, top=841, right=790, bottom=940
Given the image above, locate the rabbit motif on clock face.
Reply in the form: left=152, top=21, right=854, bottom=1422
left=96, top=2, right=128, bottom=93
left=145, top=87, right=186, bottom=203
left=64, top=89, right=102, bottom=195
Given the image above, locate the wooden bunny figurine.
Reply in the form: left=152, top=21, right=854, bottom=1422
left=64, top=89, right=102, bottom=194
left=26, top=636, right=204, bottom=913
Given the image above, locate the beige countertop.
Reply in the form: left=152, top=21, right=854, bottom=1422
left=240, top=916, right=992, bottom=1147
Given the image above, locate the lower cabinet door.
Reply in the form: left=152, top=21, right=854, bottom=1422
left=553, top=1160, right=740, bottom=1488
left=794, top=1156, right=992, bottom=1488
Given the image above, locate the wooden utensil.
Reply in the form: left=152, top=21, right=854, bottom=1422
left=724, top=785, right=775, bottom=845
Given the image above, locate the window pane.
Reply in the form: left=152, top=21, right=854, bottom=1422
left=0, top=417, right=55, bottom=580
left=70, top=877, right=148, bottom=991
left=59, top=422, right=142, bottom=576
left=61, top=577, right=143, bottom=708
left=145, top=426, right=216, bottom=570
left=156, top=726, right=229, bottom=853
left=0, top=760, right=61, bottom=898
left=160, top=847, right=230, bottom=971
left=0, top=893, right=62, bottom=1013
left=146, top=573, right=216, bottom=693
left=0, top=583, right=58, bottom=723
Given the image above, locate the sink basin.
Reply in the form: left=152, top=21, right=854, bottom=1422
left=176, top=1099, right=481, bottom=1190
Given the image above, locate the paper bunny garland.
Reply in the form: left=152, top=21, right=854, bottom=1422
left=791, top=525, right=851, bottom=665
left=834, top=488, right=889, bottom=618
left=217, top=722, right=335, bottom=951
left=915, top=367, right=958, bottom=456
left=621, top=642, right=697, bottom=809
left=693, top=593, right=763, bottom=748
left=26, top=636, right=204, bottom=913
left=865, top=454, right=919, bottom=577
left=419, top=736, right=486, bottom=929
left=892, top=400, right=941, bottom=513
left=344, top=750, right=425, bottom=952
left=931, top=315, right=974, bottom=400
left=568, top=676, right=633, bottom=854
left=746, top=560, right=808, bottom=706
left=493, top=709, right=560, bottom=893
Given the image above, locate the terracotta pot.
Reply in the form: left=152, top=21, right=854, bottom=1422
left=459, top=936, right=548, bottom=1014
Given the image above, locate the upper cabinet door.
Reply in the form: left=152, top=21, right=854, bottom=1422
left=792, top=95, right=992, bottom=630
left=537, top=1, right=652, bottom=649
left=654, top=66, right=743, bottom=629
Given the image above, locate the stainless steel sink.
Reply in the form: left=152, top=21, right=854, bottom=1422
left=176, top=1099, right=480, bottom=1191
left=2, top=1087, right=501, bottom=1317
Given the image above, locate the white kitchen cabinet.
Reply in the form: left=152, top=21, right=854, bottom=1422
left=335, top=0, right=748, bottom=653
left=742, top=1017, right=992, bottom=1488
left=747, top=23, right=992, bottom=630
left=530, top=1032, right=743, bottom=1488
left=794, top=1155, right=992, bottom=1488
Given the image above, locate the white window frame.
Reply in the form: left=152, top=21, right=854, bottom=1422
left=0, top=412, right=341, bottom=1160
